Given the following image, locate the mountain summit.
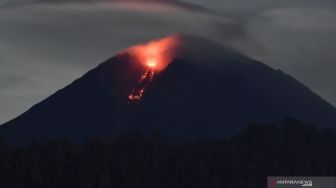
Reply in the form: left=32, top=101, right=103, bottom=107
left=1, top=35, right=336, bottom=144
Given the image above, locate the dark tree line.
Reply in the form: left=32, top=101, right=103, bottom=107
left=0, top=119, right=335, bottom=188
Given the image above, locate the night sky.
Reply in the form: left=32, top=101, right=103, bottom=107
left=0, top=0, right=336, bottom=124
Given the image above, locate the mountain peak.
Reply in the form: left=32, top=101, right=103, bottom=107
left=1, top=35, right=336, bottom=144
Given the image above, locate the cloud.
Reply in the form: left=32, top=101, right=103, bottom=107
left=0, top=0, right=215, bottom=14
left=259, top=8, right=336, bottom=31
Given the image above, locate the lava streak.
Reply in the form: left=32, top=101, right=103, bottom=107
left=127, top=36, right=180, bottom=102
left=128, top=69, right=154, bottom=102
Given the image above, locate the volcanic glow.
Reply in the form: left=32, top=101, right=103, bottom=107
left=128, top=36, right=180, bottom=72
left=127, top=36, right=180, bottom=102
left=128, top=70, right=154, bottom=101
left=147, top=58, right=157, bottom=68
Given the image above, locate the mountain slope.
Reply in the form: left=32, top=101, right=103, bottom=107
left=1, top=35, right=335, bottom=144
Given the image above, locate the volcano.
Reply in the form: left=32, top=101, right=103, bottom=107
left=1, top=35, right=336, bottom=144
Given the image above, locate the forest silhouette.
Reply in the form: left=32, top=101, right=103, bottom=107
left=0, top=118, right=335, bottom=188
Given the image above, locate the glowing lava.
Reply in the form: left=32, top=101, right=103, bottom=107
left=127, top=36, right=180, bottom=102
left=128, top=36, right=180, bottom=72
left=146, top=58, right=157, bottom=68
left=128, top=69, right=154, bottom=102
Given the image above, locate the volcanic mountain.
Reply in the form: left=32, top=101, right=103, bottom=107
left=1, top=35, right=336, bottom=144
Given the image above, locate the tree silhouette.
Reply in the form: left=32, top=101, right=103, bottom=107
left=0, top=119, right=335, bottom=188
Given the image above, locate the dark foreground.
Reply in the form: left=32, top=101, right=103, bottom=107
left=0, top=119, right=335, bottom=188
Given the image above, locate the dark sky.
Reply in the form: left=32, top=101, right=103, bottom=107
left=0, top=0, right=335, bottom=123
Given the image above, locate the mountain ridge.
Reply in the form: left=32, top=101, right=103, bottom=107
left=1, top=35, right=335, bottom=144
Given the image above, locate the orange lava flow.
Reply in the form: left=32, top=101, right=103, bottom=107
left=127, top=36, right=180, bottom=102
left=128, top=69, right=154, bottom=102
